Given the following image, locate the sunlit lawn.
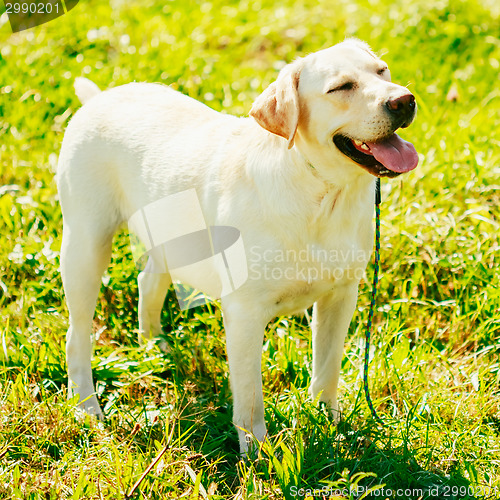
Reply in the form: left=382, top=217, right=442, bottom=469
left=0, top=0, right=499, bottom=498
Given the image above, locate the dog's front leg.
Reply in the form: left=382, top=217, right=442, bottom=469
left=222, top=300, right=267, bottom=454
left=309, top=284, right=360, bottom=422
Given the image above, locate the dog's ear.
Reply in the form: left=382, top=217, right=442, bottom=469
left=250, top=61, right=302, bottom=149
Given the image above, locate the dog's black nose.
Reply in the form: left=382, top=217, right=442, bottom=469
left=385, top=94, right=416, bottom=128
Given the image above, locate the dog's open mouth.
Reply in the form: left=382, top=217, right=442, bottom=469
left=333, top=133, right=419, bottom=178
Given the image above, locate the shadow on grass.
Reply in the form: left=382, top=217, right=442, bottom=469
left=332, top=421, right=474, bottom=500
left=129, top=384, right=478, bottom=499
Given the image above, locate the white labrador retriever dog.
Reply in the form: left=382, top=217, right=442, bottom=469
left=57, top=39, right=418, bottom=453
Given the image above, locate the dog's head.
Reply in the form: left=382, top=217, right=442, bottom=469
left=250, top=39, right=418, bottom=180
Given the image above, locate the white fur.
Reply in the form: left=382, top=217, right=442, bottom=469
left=57, top=39, right=414, bottom=453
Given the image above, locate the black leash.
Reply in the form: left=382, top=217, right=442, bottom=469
left=363, top=177, right=383, bottom=424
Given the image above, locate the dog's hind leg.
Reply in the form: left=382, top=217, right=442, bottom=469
left=137, top=267, right=171, bottom=347
left=60, top=219, right=116, bottom=418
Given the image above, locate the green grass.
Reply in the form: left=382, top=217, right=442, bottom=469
left=1, top=0, right=499, bottom=498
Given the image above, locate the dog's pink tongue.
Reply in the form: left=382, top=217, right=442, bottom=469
left=366, top=134, right=419, bottom=173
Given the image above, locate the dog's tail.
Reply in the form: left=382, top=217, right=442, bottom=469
left=74, top=77, right=101, bottom=105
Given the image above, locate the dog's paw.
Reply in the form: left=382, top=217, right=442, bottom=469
left=157, top=339, right=169, bottom=353
left=76, top=395, right=104, bottom=421
left=331, top=406, right=342, bottom=425
left=236, top=423, right=268, bottom=457
left=316, top=399, right=342, bottom=425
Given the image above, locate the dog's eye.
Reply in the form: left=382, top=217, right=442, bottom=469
left=328, top=82, right=355, bottom=93
left=377, top=67, right=388, bottom=75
